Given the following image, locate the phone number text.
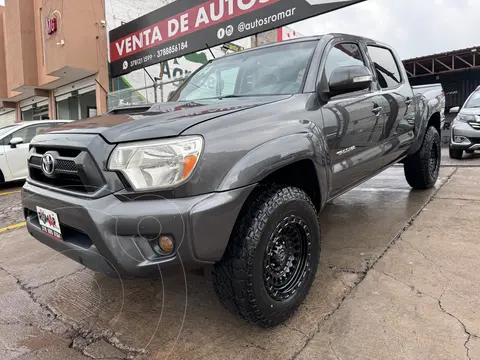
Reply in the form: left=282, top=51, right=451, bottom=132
left=127, top=41, right=189, bottom=69
left=157, top=41, right=189, bottom=58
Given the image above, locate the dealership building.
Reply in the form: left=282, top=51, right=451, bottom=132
left=0, top=0, right=109, bottom=126
left=0, top=0, right=361, bottom=126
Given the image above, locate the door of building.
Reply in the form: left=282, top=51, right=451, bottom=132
left=55, top=79, right=97, bottom=120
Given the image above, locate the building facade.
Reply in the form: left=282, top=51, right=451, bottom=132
left=0, top=0, right=109, bottom=126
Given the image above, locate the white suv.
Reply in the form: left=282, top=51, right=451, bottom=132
left=0, top=120, right=72, bottom=183
left=449, top=86, right=480, bottom=159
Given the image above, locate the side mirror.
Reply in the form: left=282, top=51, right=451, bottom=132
left=9, top=137, right=24, bottom=148
left=449, top=106, right=460, bottom=114
left=327, top=65, right=373, bottom=97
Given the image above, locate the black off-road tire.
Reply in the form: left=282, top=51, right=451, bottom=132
left=212, top=185, right=321, bottom=328
left=449, top=148, right=463, bottom=159
left=404, top=126, right=441, bottom=189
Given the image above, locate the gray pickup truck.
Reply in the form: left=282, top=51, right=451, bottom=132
left=22, top=33, right=445, bottom=328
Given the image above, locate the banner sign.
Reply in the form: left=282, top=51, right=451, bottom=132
left=109, top=0, right=366, bottom=77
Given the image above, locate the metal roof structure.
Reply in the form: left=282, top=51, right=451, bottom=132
left=403, top=46, right=480, bottom=78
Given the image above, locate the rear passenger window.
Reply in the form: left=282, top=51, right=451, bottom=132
left=324, top=43, right=365, bottom=81
left=367, top=46, right=402, bottom=89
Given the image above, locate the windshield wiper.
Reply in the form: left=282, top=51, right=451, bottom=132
left=215, top=95, right=253, bottom=100
left=218, top=95, right=246, bottom=99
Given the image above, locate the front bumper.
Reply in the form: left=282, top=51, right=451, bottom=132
left=449, top=120, right=480, bottom=150
left=22, top=182, right=255, bottom=278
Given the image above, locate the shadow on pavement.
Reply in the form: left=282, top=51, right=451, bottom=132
left=0, top=180, right=24, bottom=191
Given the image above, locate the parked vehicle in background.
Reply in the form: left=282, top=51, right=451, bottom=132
left=22, top=34, right=445, bottom=328
left=448, top=86, right=480, bottom=159
left=0, top=121, right=72, bottom=183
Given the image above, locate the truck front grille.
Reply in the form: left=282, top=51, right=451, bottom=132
left=28, top=146, right=105, bottom=195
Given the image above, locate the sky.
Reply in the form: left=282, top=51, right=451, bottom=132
left=0, top=0, right=4, bottom=6
left=0, top=0, right=476, bottom=60
left=290, top=0, right=478, bottom=59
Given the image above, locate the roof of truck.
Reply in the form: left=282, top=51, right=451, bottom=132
left=215, top=33, right=378, bottom=61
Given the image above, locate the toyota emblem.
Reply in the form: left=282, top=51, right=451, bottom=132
left=41, top=153, right=56, bottom=176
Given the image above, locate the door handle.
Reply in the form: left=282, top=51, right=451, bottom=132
left=372, top=106, right=383, bottom=115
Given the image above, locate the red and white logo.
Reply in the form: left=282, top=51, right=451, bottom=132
left=45, top=10, right=59, bottom=36
left=277, top=26, right=303, bottom=42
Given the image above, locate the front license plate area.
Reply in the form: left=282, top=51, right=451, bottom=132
left=36, top=206, right=62, bottom=240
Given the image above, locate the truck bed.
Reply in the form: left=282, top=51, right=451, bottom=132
left=412, top=83, right=443, bottom=96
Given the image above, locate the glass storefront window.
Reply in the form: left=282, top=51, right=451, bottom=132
left=57, top=96, right=79, bottom=120
left=21, top=105, right=49, bottom=121
left=21, top=109, right=34, bottom=121
left=80, top=91, right=97, bottom=119
left=56, top=90, right=96, bottom=120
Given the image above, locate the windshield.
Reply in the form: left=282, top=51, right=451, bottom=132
left=465, top=91, right=480, bottom=108
left=170, top=41, right=318, bottom=102
left=0, top=124, right=20, bottom=138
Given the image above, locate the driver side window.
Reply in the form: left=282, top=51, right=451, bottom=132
left=324, top=43, right=365, bottom=81
left=3, top=127, right=28, bottom=145
left=3, top=124, right=52, bottom=145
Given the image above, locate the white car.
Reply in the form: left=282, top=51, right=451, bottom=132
left=0, top=120, right=72, bottom=183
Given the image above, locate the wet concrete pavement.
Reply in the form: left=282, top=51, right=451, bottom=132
left=0, top=164, right=479, bottom=359
left=441, top=147, right=480, bottom=167
left=298, top=168, right=480, bottom=360
left=0, top=182, right=24, bottom=230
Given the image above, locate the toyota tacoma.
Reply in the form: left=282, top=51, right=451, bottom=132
left=22, top=34, right=445, bottom=328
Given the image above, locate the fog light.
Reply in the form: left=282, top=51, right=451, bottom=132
left=454, top=136, right=467, bottom=143
left=159, top=236, right=174, bottom=254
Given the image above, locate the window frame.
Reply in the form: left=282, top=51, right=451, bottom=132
left=365, top=44, right=404, bottom=91
left=3, top=123, right=54, bottom=145
left=6, top=126, right=30, bottom=145
left=323, top=42, right=368, bottom=82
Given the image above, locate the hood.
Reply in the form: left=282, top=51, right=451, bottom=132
left=459, top=107, right=480, bottom=116
left=47, top=96, right=290, bottom=143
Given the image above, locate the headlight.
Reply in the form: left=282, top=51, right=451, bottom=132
left=108, top=136, right=203, bottom=191
left=456, top=114, right=475, bottom=122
